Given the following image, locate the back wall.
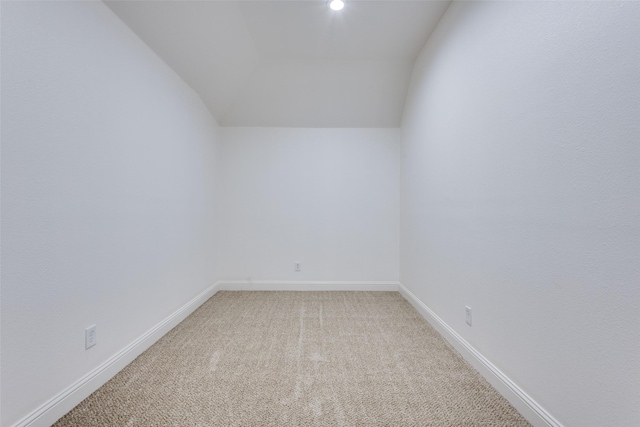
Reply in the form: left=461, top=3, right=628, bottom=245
left=219, top=127, right=400, bottom=284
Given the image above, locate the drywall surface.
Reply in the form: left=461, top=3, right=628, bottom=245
left=400, top=1, right=639, bottom=426
left=1, top=2, right=222, bottom=425
left=220, top=127, right=400, bottom=282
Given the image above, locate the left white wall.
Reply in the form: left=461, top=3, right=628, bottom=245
left=1, top=2, right=221, bottom=426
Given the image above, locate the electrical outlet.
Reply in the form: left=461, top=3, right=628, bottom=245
left=85, top=325, right=97, bottom=349
left=295, top=262, right=301, bottom=272
left=465, top=306, right=472, bottom=326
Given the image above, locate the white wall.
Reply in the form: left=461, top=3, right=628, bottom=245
left=1, top=2, right=222, bottom=426
left=220, top=127, right=399, bottom=283
left=400, top=2, right=639, bottom=426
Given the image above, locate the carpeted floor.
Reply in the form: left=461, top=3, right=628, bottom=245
left=54, top=291, right=531, bottom=426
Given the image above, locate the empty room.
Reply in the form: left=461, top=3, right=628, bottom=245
left=1, top=0, right=638, bottom=426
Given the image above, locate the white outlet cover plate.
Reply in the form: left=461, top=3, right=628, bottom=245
left=85, top=325, right=97, bottom=349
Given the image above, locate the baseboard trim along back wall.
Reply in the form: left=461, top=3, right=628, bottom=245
left=218, top=280, right=399, bottom=292
left=15, top=281, right=560, bottom=427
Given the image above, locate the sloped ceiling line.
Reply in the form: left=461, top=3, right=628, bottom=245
left=105, top=0, right=451, bottom=128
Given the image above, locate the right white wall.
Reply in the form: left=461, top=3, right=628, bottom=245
left=400, top=2, right=639, bottom=426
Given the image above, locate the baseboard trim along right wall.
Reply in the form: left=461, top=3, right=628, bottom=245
left=399, top=1, right=639, bottom=426
left=399, top=284, right=562, bottom=427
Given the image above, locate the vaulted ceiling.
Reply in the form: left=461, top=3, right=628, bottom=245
left=105, top=0, right=451, bottom=127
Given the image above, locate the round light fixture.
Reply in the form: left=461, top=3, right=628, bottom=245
left=329, top=0, right=344, bottom=11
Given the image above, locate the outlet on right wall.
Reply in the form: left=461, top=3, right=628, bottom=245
left=400, top=2, right=639, bottom=426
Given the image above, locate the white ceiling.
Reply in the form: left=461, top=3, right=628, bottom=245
left=105, top=0, right=451, bottom=127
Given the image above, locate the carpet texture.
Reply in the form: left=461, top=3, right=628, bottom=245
left=54, top=291, right=531, bottom=426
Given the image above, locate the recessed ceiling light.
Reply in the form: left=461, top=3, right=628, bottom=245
left=329, top=0, right=345, bottom=11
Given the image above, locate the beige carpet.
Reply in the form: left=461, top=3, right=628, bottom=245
left=54, top=291, right=531, bottom=426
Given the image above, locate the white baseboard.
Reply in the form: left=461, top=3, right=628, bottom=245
left=398, top=283, right=562, bottom=427
left=13, top=281, right=556, bottom=427
left=12, top=282, right=220, bottom=427
left=218, top=280, right=400, bottom=291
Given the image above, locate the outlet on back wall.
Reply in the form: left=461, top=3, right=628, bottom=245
left=465, top=306, right=472, bottom=326
left=294, top=262, right=301, bottom=272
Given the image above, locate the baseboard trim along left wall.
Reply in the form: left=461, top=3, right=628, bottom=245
left=218, top=280, right=400, bottom=291
left=12, top=282, right=221, bottom=427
